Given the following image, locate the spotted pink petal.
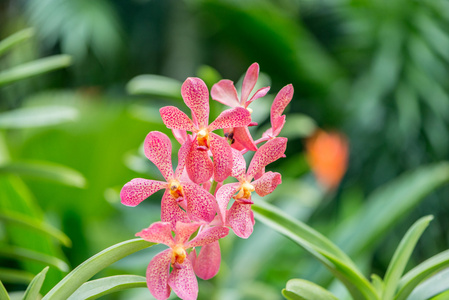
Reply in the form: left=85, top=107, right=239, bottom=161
left=232, top=126, right=257, bottom=152
left=146, top=249, right=172, bottom=300
left=210, top=133, right=233, bottom=182
left=231, top=148, right=246, bottom=179
left=246, top=86, right=270, bottom=107
left=271, top=84, right=293, bottom=124
left=272, top=115, right=286, bottom=137
left=182, top=77, right=209, bottom=129
left=241, top=63, right=259, bottom=105
left=193, top=241, right=221, bottom=280
left=172, top=129, right=189, bottom=144
left=211, top=79, right=240, bottom=108
left=215, top=182, right=240, bottom=223
left=186, top=226, right=229, bottom=248
left=252, top=171, right=282, bottom=197
left=136, top=222, right=174, bottom=247
left=144, top=131, right=174, bottom=181
left=226, top=201, right=255, bottom=239
left=160, top=106, right=196, bottom=131
left=186, top=140, right=214, bottom=184
left=120, top=179, right=167, bottom=207
left=247, top=137, right=287, bottom=180
left=208, top=107, right=251, bottom=132
left=160, top=190, right=190, bottom=226
left=174, top=138, right=192, bottom=179
left=182, top=181, right=216, bottom=223
left=168, top=258, right=198, bottom=300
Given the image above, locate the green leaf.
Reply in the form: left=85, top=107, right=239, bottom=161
left=395, top=250, right=449, bottom=300
left=277, top=113, right=317, bottom=139
left=431, top=289, right=449, bottom=300
left=252, top=201, right=378, bottom=300
left=22, top=266, right=49, bottom=300
left=382, top=215, right=433, bottom=300
left=370, top=274, right=384, bottom=297
left=67, top=275, right=147, bottom=300
left=0, top=55, right=71, bottom=87
left=0, top=246, right=68, bottom=272
left=282, top=278, right=339, bottom=300
left=0, top=106, right=78, bottom=129
left=0, top=160, right=86, bottom=188
left=0, top=268, right=35, bottom=284
left=0, top=279, right=10, bottom=300
left=0, top=28, right=34, bottom=57
left=42, top=239, right=154, bottom=300
left=407, top=268, right=449, bottom=300
left=0, top=211, right=71, bottom=247
left=126, top=74, right=182, bottom=100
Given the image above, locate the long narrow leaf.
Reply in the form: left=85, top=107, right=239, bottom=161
left=22, top=266, right=49, bottom=300
left=0, top=55, right=71, bottom=86
left=0, top=106, right=78, bottom=129
left=407, top=268, right=449, bottom=300
left=67, top=275, right=147, bottom=300
left=0, top=211, right=71, bottom=247
left=395, top=250, right=449, bottom=300
left=42, top=239, right=154, bottom=300
left=126, top=74, right=182, bottom=100
left=282, top=278, right=339, bottom=300
left=0, top=246, right=68, bottom=272
left=0, top=279, right=10, bottom=300
left=0, top=28, right=34, bottom=57
left=382, top=216, right=433, bottom=300
left=0, top=268, right=34, bottom=284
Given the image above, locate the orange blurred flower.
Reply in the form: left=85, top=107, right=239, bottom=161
left=306, top=130, right=349, bottom=190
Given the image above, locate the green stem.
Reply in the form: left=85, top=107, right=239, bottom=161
left=209, top=180, right=218, bottom=195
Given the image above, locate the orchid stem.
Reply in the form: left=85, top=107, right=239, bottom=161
left=209, top=180, right=218, bottom=195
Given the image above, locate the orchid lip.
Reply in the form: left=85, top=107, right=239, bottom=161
left=234, top=181, right=255, bottom=200
left=169, top=180, right=184, bottom=199
left=196, top=128, right=210, bottom=149
left=171, top=244, right=187, bottom=266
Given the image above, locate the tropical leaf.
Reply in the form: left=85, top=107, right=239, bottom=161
left=22, top=266, right=49, bottom=300
left=126, top=74, right=182, bottom=100
left=282, top=278, right=339, bottom=300
left=0, top=268, right=34, bottom=285
left=0, top=279, right=10, bottom=300
left=0, top=246, right=68, bottom=272
left=406, top=268, right=449, bottom=300
left=0, top=106, right=78, bottom=129
left=0, top=28, right=34, bottom=57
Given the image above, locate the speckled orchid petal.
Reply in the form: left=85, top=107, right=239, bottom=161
left=247, top=137, right=287, bottom=180
left=182, top=77, right=209, bottom=128
left=160, top=190, right=190, bottom=226
left=182, top=181, right=216, bottom=223
left=227, top=201, right=255, bottom=239
left=136, top=222, right=174, bottom=247
left=210, top=133, right=233, bottom=182
left=186, top=226, right=229, bottom=248
left=160, top=106, right=196, bottom=131
left=193, top=241, right=221, bottom=280
left=168, top=258, right=198, bottom=300
left=174, top=222, right=202, bottom=245
left=232, top=126, right=257, bottom=152
left=231, top=148, right=246, bottom=179
left=172, top=129, right=189, bottom=145
left=252, top=171, right=282, bottom=197
left=208, top=107, right=251, bottom=132
left=211, top=79, right=240, bottom=108
left=146, top=249, right=172, bottom=300
left=241, top=63, right=259, bottom=105
left=247, top=86, right=270, bottom=107
left=120, top=179, right=166, bottom=207
left=186, top=140, right=214, bottom=184
left=272, top=115, right=286, bottom=136
left=175, top=138, right=192, bottom=179
left=270, top=84, right=293, bottom=123
left=144, top=131, right=174, bottom=181
left=216, top=182, right=240, bottom=223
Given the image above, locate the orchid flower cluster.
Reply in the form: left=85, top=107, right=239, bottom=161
left=120, top=63, right=293, bottom=300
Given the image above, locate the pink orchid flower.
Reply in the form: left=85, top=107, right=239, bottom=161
left=120, top=131, right=216, bottom=224
left=137, top=221, right=229, bottom=300
left=211, top=62, right=270, bottom=152
left=216, top=137, right=287, bottom=238
left=160, top=77, right=252, bottom=183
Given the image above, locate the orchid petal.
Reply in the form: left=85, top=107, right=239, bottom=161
left=232, top=126, right=257, bottom=152
left=211, top=79, right=240, bottom=108
left=174, top=221, right=202, bottom=244
left=120, top=179, right=166, bottom=207
left=182, top=77, right=209, bottom=128
left=241, top=63, right=259, bottom=104
left=247, top=137, right=287, bottom=180
left=270, top=84, right=293, bottom=123
left=182, top=181, right=217, bottom=223
left=136, top=222, right=174, bottom=246
left=186, top=140, right=214, bottom=184
left=160, top=190, right=190, bottom=226
left=252, top=171, right=282, bottom=197
left=193, top=241, right=221, bottom=280
left=210, top=133, right=233, bottom=182
left=208, top=107, right=251, bottom=132
left=172, top=129, right=189, bottom=144
left=227, top=201, right=255, bottom=239
left=160, top=106, right=196, bottom=131
left=144, top=131, right=174, bottom=180
left=186, top=226, right=229, bottom=248
left=247, top=86, right=270, bottom=107
left=168, top=258, right=198, bottom=300
left=215, top=182, right=240, bottom=223
left=272, top=115, right=286, bottom=136
left=175, top=138, right=192, bottom=179
left=231, top=148, right=246, bottom=179
left=146, top=249, right=172, bottom=300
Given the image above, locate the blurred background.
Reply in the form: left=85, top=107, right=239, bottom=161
left=0, top=0, right=448, bottom=299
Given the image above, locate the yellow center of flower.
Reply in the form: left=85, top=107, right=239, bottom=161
left=234, top=181, right=255, bottom=200
left=169, top=180, right=183, bottom=199
left=197, top=129, right=210, bottom=149
left=171, top=245, right=187, bottom=266
left=246, top=107, right=253, bottom=114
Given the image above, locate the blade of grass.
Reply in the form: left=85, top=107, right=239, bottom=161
left=22, top=267, right=49, bottom=300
